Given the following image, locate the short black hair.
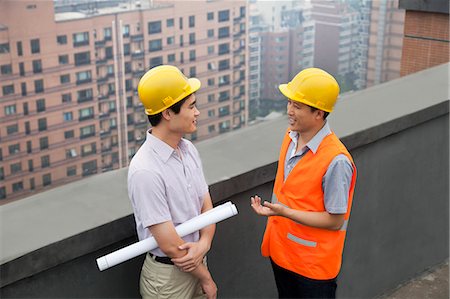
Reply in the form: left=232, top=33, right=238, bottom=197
left=309, top=106, right=329, bottom=119
left=147, top=95, right=189, bottom=127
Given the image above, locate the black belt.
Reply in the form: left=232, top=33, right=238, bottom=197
left=149, top=253, right=174, bottom=265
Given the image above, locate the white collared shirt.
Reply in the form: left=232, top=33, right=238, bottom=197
left=128, top=131, right=209, bottom=256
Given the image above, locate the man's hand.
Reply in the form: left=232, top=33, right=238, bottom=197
left=171, top=240, right=208, bottom=272
left=251, top=195, right=286, bottom=217
left=200, top=276, right=217, bottom=299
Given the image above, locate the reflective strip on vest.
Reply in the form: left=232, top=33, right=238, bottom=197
left=287, top=233, right=317, bottom=247
left=340, top=220, right=348, bottom=231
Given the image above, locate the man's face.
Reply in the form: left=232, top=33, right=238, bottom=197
left=169, top=94, right=200, bottom=134
left=286, top=99, right=320, bottom=133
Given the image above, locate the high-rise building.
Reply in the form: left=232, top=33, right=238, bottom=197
left=366, top=0, right=405, bottom=87
left=0, top=0, right=248, bottom=203
left=255, top=1, right=314, bottom=115
left=311, top=0, right=363, bottom=91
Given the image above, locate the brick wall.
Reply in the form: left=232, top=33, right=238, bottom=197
left=401, top=11, right=449, bottom=76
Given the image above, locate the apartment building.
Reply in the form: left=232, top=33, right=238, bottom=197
left=0, top=0, right=248, bottom=203
left=366, top=0, right=404, bottom=87
left=256, top=1, right=315, bottom=114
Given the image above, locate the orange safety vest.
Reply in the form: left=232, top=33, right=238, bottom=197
left=261, top=129, right=357, bottom=280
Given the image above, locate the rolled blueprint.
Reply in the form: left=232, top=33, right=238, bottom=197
left=96, top=201, right=238, bottom=271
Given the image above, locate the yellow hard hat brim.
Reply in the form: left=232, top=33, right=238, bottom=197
left=278, top=83, right=333, bottom=113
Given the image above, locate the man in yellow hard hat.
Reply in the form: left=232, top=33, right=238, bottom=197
left=251, top=68, right=357, bottom=298
left=128, top=65, right=217, bottom=299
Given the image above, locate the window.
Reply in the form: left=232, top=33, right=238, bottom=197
left=81, top=143, right=96, bottom=157
left=80, top=124, right=95, bottom=139
left=76, top=70, right=92, bottom=84
left=0, top=43, right=10, bottom=54
left=77, top=88, right=93, bottom=103
left=9, top=143, right=20, bottom=155
left=2, top=84, right=14, bottom=96
left=82, top=160, right=98, bottom=176
left=218, top=43, right=230, bottom=55
left=41, top=155, right=50, bottom=168
left=189, top=50, right=196, bottom=61
left=28, top=160, right=33, bottom=171
left=179, top=35, right=184, bottom=47
left=208, top=45, right=214, bottom=55
left=179, top=17, right=183, bottom=30
left=74, top=51, right=90, bottom=66
left=218, top=27, right=230, bottom=38
left=1, top=64, right=12, bottom=75
left=39, top=136, right=48, bottom=150
left=0, top=167, right=3, bottom=180
left=218, top=74, right=230, bottom=86
left=168, top=54, right=175, bottom=62
left=36, top=99, right=46, bottom=112
left=219, top=90, right=230, bottom=102
left=32, top=59, right=42, bottom=73
left=30, top=39, right=40, bottom=54
left=240, top=6, right=246, bottom=17
left=62, top=93, right=72, bottom=103
left=63, top=112, right=73, bottom=122
left=30, top=178, right=35, bottom=190
left=148, top=21, right=162, bottom=34
left=208, top=109, right=215, bottom=117
left=12, top=181, right=24, bottom=192
left=23, top=103, right=28, bottom=115
left=79, top=107, right=94, bottom=121
left=19, top=62, right=25, bottom=76
left=58, top=55, right=69, bottom=65
left=67, top=166, right=77, bottom=177
left=10, top=162, right=22, bottom=174
left=105, top=46, right=113, bottom=59
left=7, top=124, right=18, bottom=135
left=189, top=33, right=196, bottom=45
left=218, top=10, right=230, bottom=22
left=38, top=118, right=47, bottom=131
left=104, top=27, right=112, bottom=40
left=17, top=41, right=23, bottom=56
left=21, top=82, right=27, bottom=96
left=149, top=56, right=163, bottom=68
left=207, top=29, right=214, bottom=38
left=64, top=130, right=74, bottom=139
left=167, top=36, right=174, bottom=45
left=42, top=173, right=51, bottom=186
left=60, top=74, right=70, bottom=84
left=208, top=94, right=215, bottom=103
left=122, top=24, right=130, bottom=37
left=189, top=15, right=195, bottom=28
left=0, top=187, right=5, bottom=199
left=66, top=148, right=77, bottom=158
left=57, top=35, right=67, bottom=45
left=25, top=121, right=30, bottom=134
left=4, top=104, right=16, bottom=115
left=218, top=59, right=230, bottom=71
left=73, top=32, right=89, bottom=47
left=149, top=39, right=162, bottom=52
left=34, top=79, right=44, bottom=93
left=166, top=18, right=174, bottom=27
left=207, top=78, right=215, bottom=86
left=123, top=43, right=130, bottom=55
left=207, top=12, right=214, bottom=21
left=189, top=66, right=196, bottom=77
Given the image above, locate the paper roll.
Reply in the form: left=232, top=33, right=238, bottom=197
left=97, top=201, right=238, bottom=271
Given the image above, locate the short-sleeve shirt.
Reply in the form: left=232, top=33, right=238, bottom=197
left=128, top=130, right=209, bottom=256
left=284, top=121, right=353, bottom=214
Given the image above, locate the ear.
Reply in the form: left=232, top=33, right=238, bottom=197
left=315, top=109, right=324, bottom=120
left=162, top=109, right=171, bottom=121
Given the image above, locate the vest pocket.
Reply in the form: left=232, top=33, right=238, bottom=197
left=287, top=232, right=317, bottom=248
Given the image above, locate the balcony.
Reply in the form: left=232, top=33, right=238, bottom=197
left=130, top=34, right=144, bottom=42
left=0, top=64, right=449, bottom=298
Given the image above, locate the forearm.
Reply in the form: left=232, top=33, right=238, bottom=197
left=282, top=209, right=344, bottom=230
left=199, top=224, right=215, bottom=252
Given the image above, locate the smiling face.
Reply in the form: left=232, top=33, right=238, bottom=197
left=168, top=93, right=200, bottom=135
left=286, top=99, right=323, bottom=134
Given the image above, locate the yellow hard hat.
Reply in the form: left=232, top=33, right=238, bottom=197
left=137, top=65, right=201, bottom=115
left=279, top=68, right=340, bottom=112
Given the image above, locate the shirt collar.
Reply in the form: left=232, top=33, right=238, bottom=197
left=146, top=130, right=188, bottom=163
left=289, top=120, right=331, bottom=154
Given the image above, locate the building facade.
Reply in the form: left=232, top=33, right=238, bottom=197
left=366, top=0, right=405, bottom=87
left=0, top=0, right=248, bottom=202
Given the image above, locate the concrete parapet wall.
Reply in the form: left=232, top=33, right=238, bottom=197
left=1, top=64, right=449, bottom=298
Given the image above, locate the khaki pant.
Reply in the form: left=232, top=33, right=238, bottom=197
left=140, top=253, right=206, bottom=299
